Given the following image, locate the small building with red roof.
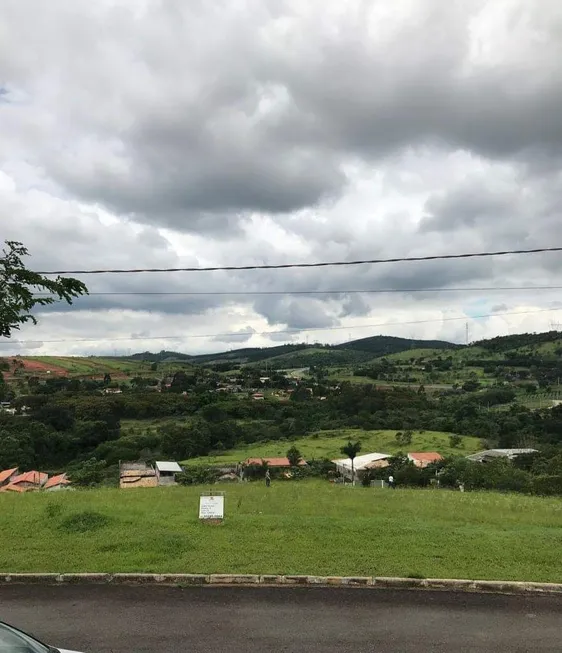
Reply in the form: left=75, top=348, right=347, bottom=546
left=9, top=470, right=48, bottom=490
left=0, top=483, right=27, bottom=493
left=0, top=468, right=18, bottom=487
left=407, top=452, right=443, bottom=468
left=244, top=457, right=307, bottom=468
left=44, top=473, right=72, bottom=491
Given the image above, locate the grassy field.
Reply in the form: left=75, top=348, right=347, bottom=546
left=22, top=357, right=196, bottom=377
left=184, top=429, right=481, bottom=465
left=24, top=356, right=149, bottom=375
left=0, top=483, right=561, bottom=581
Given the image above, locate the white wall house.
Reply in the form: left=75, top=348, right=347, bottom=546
left=332, top=452, right=391, bottom=480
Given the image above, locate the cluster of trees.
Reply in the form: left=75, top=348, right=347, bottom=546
left=3, top=239, right=562, bottom=494
left=362, top=449, right=562, bottom=496
left=477, top=331, right=562, bottom=353
left=4, top=378, right=562, bottom=474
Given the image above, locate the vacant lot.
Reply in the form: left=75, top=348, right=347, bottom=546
left=184, top=429, right=481, bottom=465
left=1, top=483, right=561, bottom=581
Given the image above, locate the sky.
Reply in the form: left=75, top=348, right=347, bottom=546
left=2, top=0, right=562, bottom=356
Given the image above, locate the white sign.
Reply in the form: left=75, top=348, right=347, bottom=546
left=199, top=494, right=224, bottom=520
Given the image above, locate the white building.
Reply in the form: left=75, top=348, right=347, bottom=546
left=155, top=461, right=183, bottom=486
left=332, top=452, right=391, bottom=480
left=466, top=448, right=537, bottom=463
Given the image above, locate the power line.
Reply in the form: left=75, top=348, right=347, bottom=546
left=35, top=285, right=562, bottom=297
left=35, top=246, right=562, bottom=275
left=1, top=308, right=554, bottom=345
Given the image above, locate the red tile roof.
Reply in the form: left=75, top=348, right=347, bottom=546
left=0, top=483, right=27, bottom=493
left=244, top=457, right=307, bottom=467
left=44, top=473, right=71, bottom=489
left=0, top=468, right=18, bottom=484
left=408, top=452, right=443, bottom=462
left=11, top=471, right=48, bottom=486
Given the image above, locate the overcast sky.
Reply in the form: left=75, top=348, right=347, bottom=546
left=2, top=0, right=562, bottom=356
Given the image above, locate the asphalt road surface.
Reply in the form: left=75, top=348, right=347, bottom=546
left=1, top=585, right=562, bottom=652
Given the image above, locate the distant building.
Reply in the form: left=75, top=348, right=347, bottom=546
left=44, top=473, right=72, bottom=491
left=244, top=457, right=308, bottom=468
left=2, top=471, right=48, bottom=492
left=466, top=448, right=537, bottom=463
left=407, top=452, right=443, bottom=468
left=0, top=468, right=18, bottom=487
left=155, top=461, right=182, bottom=486
left=119, top=462, right=158, bottom=489
left=332, top=453, right=391, bottom=480
left=252, top=393, right=265, bottom=400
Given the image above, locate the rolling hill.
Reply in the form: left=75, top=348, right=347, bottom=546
left=125, top=336, right=458, bottom=368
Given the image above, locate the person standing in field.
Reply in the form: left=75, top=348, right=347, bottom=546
left=388, top=474, right=395, bottom=489
left=265, top=469, right=271, bottom=487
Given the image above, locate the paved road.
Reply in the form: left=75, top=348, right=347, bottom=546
left=1, top=585, right=561, bottom=652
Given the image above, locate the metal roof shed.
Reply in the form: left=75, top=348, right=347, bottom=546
left=155, top=461, right=182, bottom=486
left=155, top=461, right=183, bottom=473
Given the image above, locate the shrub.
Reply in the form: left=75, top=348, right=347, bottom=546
left=449, top=434, right=462, bottom=448
left=395, top=430, right=412, bottom=446
left=531, top=475, right=562, bottom=496
left=176, top=466, right=220, bottom=486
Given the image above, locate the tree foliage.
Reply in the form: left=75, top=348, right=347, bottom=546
left=0, top=240, right=88, bottom=338
left=286, top=445, right=303, bottom=467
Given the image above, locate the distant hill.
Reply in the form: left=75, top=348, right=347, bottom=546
left=128, top=336, right=457, bottom=369
left=333, top=335, right=457, bottom=357
left=475, top=330, right=562, bottom=355
left=128, top=350, right=193, bottom=362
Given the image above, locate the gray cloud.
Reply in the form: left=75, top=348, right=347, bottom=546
left=3, top=1, right=562, bottom=235
left=212, top=327, right=256, bottom=344
left=3, top=1, right=562, bottom=354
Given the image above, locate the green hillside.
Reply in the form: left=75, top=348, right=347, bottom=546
left=124, top=336, right=458, bottom=369
left=334, top=335, right=456, bottom=355
left=183, top=429, right=481, bottom=465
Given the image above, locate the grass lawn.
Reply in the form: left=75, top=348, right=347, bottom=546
left=184, top=429, right=481, bottom=466
left=1, top=482, right=561, bottom=581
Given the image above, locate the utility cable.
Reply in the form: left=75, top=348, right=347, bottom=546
left=35, top=246, right=562, bottom=275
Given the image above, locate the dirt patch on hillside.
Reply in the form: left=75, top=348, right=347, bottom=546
left=14, top=358, right=69, bottom=376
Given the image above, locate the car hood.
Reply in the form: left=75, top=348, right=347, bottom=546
left=58, top=649, right=84, bottom=653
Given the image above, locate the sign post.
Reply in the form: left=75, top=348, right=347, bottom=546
left=199, top=492, right=225, bottom=525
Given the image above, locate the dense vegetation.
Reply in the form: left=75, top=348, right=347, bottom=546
left=2, top=330, right=562, bottom=493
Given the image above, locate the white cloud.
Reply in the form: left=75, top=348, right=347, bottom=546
left=2, top=0, right=562, bottom=355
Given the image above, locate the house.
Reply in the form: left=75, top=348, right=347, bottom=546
left=0, top=468, right=18, bottom=487
left=244, top=457, right=308, bottom=468
left=8, top=470, right=48, bottom=490
left=332, top=452, right=391, bottom=480
left=0, top=483, right=27, bottom=493
left=252, top=393, right=265, bottom=400
left=119, top=462, right=158, bottom=489
left=14, top=471, right=49, bottom=488
left=44, top=473, right=72, bottom=491
left=155, top=461, right=182, bottom=486
left=466, top=448, right=537, bottom=463
left=408, top=452, right=443, bottom=468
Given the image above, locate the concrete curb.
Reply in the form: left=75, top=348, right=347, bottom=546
left=1, top=573, right=561, bottom=595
